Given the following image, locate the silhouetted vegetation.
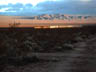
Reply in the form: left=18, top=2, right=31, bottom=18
left=0, top=25, right=96, bottom=55
left=0, top=24, right=96, bottom=68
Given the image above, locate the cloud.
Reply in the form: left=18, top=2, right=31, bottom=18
left=0, top=3, right=33, bottom=12
left=0, top=0, right=96, bottom=16
left=36, top=1, right=96, bottom=15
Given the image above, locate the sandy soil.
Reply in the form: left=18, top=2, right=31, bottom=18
left=0, top=15, right=96, bottom=27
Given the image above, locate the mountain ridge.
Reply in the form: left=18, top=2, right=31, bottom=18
left=19, top=14, right=96, bottom=20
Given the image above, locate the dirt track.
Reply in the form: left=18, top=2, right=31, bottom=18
left=49, top=38, right=96, bottom=72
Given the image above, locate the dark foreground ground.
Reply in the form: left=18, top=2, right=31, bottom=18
left=0, top=25, right=96, bottom=72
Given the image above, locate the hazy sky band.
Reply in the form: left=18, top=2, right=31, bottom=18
left=0, top=0, right=96, bottom=16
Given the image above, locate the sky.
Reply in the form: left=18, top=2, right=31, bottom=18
left=0, top=0, right=96, bottom=16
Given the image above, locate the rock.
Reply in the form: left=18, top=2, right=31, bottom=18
left=62, top=43, right=74, bottom=50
